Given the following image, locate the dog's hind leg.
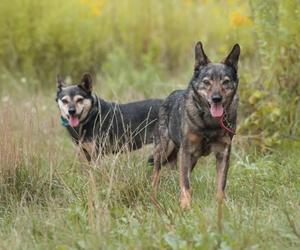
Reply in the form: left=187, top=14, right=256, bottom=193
left=151, top=143, right=162, bottom=199
left=151, top=137, right=175, bottom=198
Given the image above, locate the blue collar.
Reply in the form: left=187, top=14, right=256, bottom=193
left=60, top=116, right=69, bottom=127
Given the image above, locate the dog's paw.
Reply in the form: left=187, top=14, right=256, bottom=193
left=216, top=191, right=225, bottom=204
left=180, top=189, right=192, bottom=209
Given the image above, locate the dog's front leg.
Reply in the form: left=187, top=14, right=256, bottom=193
left=213, top=140, right=231, bottom=232
left=82, top=147, right=92, bottom=162
left=179, top=145, right=193, bottom=209
left=77, top=140, right=102, bottom=166
left=180, top=136, right=200, bottom=209
left=75, top=144, right=91, bottom=163
left=214, top=142, right=231, bottom=203
left=179, top=132, right=202, bottom=209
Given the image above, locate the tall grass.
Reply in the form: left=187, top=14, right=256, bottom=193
left=0, top=0, right=300, bottom=249
left=0, top=95, right=300, bottom=249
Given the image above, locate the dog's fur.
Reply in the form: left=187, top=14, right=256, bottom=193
left=56, top=73, right=163, bottom=162
left=152, top=42, right=240, bottom=208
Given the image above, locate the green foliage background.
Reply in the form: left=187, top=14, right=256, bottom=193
left=0, top=0, right=299, bottom=148
left=0, top=0, right=300, bottom=249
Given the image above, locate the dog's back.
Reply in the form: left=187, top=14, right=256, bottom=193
left=95, top=98, right=163, bottom=152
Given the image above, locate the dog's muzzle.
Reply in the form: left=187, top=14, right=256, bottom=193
left=68, top=107, right=76, bottom=116
left=211, top=93, right=222, bottom=103
left=210, top=93, right=224, bottom=118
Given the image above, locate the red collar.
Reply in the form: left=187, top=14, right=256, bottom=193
left=217, top=114, right=236, bottom=136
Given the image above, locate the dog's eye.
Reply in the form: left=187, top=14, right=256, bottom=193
left=62, top=99, right=68, bottom=105
left=77, top=98, right=84, bottom=103
left=223, top=79, right=230, bottom=85
left=202, top=79, right=211, bottom=86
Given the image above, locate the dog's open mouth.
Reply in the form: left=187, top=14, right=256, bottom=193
left=68, top=115, right=80, bottom=127
left=67, top=109, right=84, bottom=127
left=210, top=103, right=224, bottom=118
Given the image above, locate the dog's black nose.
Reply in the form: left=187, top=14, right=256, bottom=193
left=211, top=94, right=222, bottom=103
left=68, top=107, right=76, bottom=116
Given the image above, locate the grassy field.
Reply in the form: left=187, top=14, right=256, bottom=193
left=0, top=0, right=300, bottom=249
left=0, top=86, right=299, bottom=250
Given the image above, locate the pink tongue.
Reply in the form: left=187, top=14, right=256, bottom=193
left=210, top=103, right=224, bottom=118
left=69, top=116, right=79, bottom=127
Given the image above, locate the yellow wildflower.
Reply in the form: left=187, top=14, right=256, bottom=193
left=229, top=10, right=251, bottom=27
left=80, top=0, right=106, bottom=17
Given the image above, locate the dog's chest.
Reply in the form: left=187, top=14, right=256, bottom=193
left=189, top=128, right=227, bottom=158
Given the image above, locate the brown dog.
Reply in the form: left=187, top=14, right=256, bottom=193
left=152, top=42, right=240, bottom=208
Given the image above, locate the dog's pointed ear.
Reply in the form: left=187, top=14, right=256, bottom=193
left=79, top=73, right=93, bottom=93
left=195, top=41, right=211, bottom=70
left=222, top=44, right=240, bottom=72
left=57, top=75, right=65, bottom=89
